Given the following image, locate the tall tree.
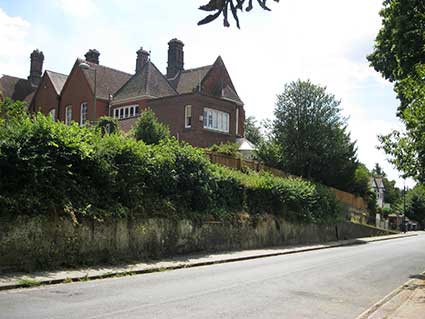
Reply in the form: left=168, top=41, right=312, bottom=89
left=260, top=80, right=358, bottom=191
left=244, top=116, right=264, bottom=145
left=372, top=163, right=385, bottom=176
left=368, top=0, right=425, bottom=84
left=379, top=65, right=425, bottom=182
left=371, top=1, right=425, bottom=181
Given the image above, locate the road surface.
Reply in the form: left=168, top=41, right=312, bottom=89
left=1, top=233, right=425, bottom=319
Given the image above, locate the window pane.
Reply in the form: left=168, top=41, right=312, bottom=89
left=130, top=107, right=134, bottom=117
left=135, top=106, right=140, bottom=115
left=120, top=109, right=124, bottom=118
left=125, top=107, right=129, bottom=118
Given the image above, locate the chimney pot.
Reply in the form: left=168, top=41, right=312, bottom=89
left=166, top=38, right=184, bottom=79
left=85, top=49, right=100, bottom=64
left=28, top=49, right=44, bottom=87
left=136, top=47, right=150, bottom=73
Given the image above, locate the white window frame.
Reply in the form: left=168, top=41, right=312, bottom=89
left=113, top=104, right=140, bottom=119
left=185, top=105, right=192, bottom=128
left=203, top=108, right=230, bottom=133
left=48, top=108, right=56, bottom=122
left=65, top=105, right=72, bottom=125
left=80, top=102, right=88, bottom=126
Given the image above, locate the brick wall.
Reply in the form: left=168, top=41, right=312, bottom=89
left=31, top=74, right=59, bottom=116
left=116, top=93, right=243, bottom=148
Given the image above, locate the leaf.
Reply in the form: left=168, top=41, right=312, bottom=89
left=223, top=1, right=230, bottom=27
left=230, top=0, right=241, bottom=28
left=198, top=10, right=223, bottom=25
left=246, top=0, right=253, bottom=11
left=257, top=0, right=271, bottom=11
left=199, top=0, right=225, bottom=11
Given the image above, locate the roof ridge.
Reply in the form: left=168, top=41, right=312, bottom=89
left=1, top=74, right=26, bottom=80
left=83, top=60, right=132, bottom=76
left=45, top=70, right=68, bottom=76
left=182, top=65, right=212, bottom=73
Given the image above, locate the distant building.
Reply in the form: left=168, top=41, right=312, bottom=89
left=2, top=39, right=245, bottom=148
left=370, top=176, right=385, bottom=208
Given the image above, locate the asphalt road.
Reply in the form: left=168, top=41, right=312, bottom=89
left=1, top=233, right=425, bottom=319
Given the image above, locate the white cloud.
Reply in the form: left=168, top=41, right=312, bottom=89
left=56, top=0, right=97, bottom=18
left=0, top=8, right=32, bottom=78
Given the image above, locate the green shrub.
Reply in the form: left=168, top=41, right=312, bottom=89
left=96, top=116, right=119, bottom=135
left=0, top=101, right=343, bottom=224
left=208, top=142, right=240, bottom=158
left=132, top=109, right=170, bottom=145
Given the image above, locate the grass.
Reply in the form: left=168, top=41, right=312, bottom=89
left=17, top=278, right=41, bottom=288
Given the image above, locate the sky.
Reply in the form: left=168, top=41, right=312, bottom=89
left=0, top=0, right=415, bottom=188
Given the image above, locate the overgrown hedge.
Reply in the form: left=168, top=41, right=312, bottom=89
left=0, top=106, right=343, bottom=223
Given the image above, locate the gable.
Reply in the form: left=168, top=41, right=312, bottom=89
left=201, top=57, right=243, bottom=105
left=114, top=62, right=177, bottom=102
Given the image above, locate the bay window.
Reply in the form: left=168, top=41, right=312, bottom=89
left=203, top=108, right=229, bottom=133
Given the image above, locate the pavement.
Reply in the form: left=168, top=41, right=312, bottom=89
left=0, top=231, right=417, bottom=291
left=356, top=272, right=425, bottom=319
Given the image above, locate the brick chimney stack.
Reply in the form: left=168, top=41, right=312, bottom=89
left=136, top=47, right=150, bottom=73
left=28, top=49, right=44, bottom=87
left=85, top=49, right=100, bottom=64
left=166, top=38, right=184, bottom=79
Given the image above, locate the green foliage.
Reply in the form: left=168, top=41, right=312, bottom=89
left=96, top=116, right=119, bottom=135
left=0, top=100, right=343, bottom=224
left=349, top=164, right=371, bottom=197
left=244, top=116, right=263, bottom=145
left=208, top=142, right=240, bottom=158
left=213, top=168, right=343, bottom=224
left=405, top=184, right=425, bottom=227
left=379, top=65, right=425, bottom=182
left=264, top=80, right=358, bottom=191
left=132, top=109, right=170, bottom=145
left=368, top=0, right=425, bottom=84
left=367, top=191, right=377, bottom=215
left=382, top=177, right=401, bottom=206
left=0, top=98, right=28, bottom=122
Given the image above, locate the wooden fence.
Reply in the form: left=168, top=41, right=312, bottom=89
left=205, top=151, right=367, bottom=212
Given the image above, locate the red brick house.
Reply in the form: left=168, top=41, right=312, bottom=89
left=4, top=39, right=245, bottom=148
left=114, top=39, right=245, bottom=147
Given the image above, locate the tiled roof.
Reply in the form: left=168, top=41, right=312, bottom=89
left=114, top=61, right=177, bottom=101
left=45, top=70, right=68, bottom=95
left=170, top=65, right=212, bottom=94
left=79, top=59, right=132, bottom=100
left=222, top=84, right=243, bottom=105
left=0, top=75, right=36, bottom=103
